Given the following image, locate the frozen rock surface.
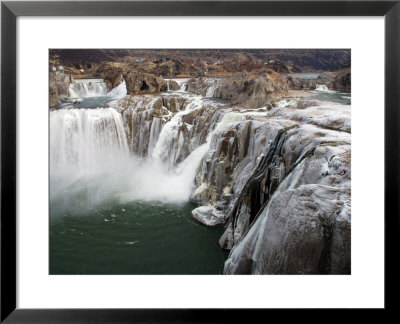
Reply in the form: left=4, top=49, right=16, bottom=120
left=109, top=77, right=351, bottom=274
left=191, top=206, right=226, bottom=226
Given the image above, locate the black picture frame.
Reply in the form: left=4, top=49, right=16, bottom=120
left=1, top=0, right=399, bottom=322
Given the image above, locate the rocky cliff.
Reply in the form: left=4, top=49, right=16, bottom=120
left=187, top=71, right=288, bottom=108
left=110, top=85, right=351, bottom=274
left=49, top=72, right=73, bottom=108
left=93, top=63, right=167, bottom=94
left=332, top=70, right=351, bottom=92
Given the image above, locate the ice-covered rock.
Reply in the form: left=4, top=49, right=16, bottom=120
left=191, top=206, right=226, bottom=226
left=109, top=82, right=351, bottom=274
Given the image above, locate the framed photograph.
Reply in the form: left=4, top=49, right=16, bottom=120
left=1, top=0, right=398, bottom=321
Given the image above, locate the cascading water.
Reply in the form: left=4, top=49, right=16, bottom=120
left=50, top=108, right=130, bottom=213
left=206, top=79, right=218, bottom=98
left=107, top=80, right=128, bottom=99
left=69, top=79, right=108, bottom=98
left=310, top=84, right=351, bottom=105
left=172, top=78, right=189, bottom=92
left=50, top=88, right=223, bottom=214
left=151, top=95, right=204, bottom=167
left=315, top=84, right=331, bottom=92
left=67, top=79, right=128, bottom=109
left=50, top=110, right=212, bottom=214
left=50, top=77, right=230, bottom=274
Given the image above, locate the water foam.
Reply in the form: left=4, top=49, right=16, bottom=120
left=50, top=101, right=212, bottom=214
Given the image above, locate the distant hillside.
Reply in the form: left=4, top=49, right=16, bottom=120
left=50, top=49, right=350, bottom=72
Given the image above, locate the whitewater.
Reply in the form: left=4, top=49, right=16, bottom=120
left=50, top=78, right=224, bottom=214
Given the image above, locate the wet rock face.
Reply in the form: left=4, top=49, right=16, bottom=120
left=188, top=100, right=351, bottom=274
left=117, top=93, right=226, bottom=160
left=224, top=184, right=351, bottom=274
left=222, top=132, right=351, bottom=274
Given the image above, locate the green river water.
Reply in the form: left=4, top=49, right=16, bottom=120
left=50, top=200, right=228, bottom=274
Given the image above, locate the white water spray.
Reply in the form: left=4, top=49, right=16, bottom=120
left=315, top=84, right=334, bottom=92
left=50, top=103, right=213, bottom=213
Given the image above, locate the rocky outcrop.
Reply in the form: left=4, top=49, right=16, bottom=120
left=287, top=77, right=317, bottom=90
left=92, top=63, right=168, bottom=94
left=333, top=70, right=351, bottom=92
left=124, top=70, right=167, bottom=94
left=214, top=71, right=288, bottom=108
left=224, top=183, right=350, bottom=274
left=167, top=80, right=181, bottom=91
left=93, top=63, right=124, bottom=90
left=186, top=72, right=288, bottom=108
left=49, top=72, right=73, bottom=108
left=115, top=93, right=227, bottom=160
left=317, top=72, right=335, bottom=88
left=188, top=101, right=351, bottom=274
left=186, top=78, right=210, bottom=96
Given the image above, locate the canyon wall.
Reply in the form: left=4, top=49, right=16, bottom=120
left=109, top=79, right=351, bottom=274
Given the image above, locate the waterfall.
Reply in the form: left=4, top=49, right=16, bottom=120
left=315, top=84, right=331, bottom=92
left=50, top=108, right=130, bottom=212
left=51, top=81, right=231, bottom=214
left=152, top=95, right=203, bottom=167
left=69, top=79, right=108, bottom=98
left=107, top=80, right=127, bottom=99
left=50, top=100, right=213, bottom=213
left=69, top=79, right=127, bottom=100
left=148, top=117, right=162, bottom=157
left=172, top=78, right=189, bottom=92
left=50, top=108, right=129, bottom=175
left=206, top=80, right=218, bottom=98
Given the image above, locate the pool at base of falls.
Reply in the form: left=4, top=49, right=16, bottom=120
left=50, top=200, right=228, bottom=274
